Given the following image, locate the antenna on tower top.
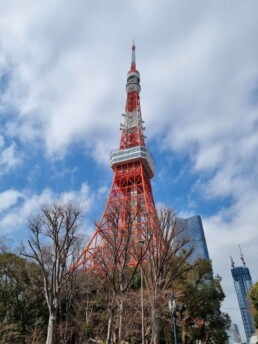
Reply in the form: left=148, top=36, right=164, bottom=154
left=131, top=40, right=136, bottom=71
left=239, top=245, right=246, bottom=267
left=230, top=256, right=235, bottom=268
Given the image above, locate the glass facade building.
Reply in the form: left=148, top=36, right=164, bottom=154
left=175, top=215, right=210, bottom=263
left=226, top=323, right=242, bottom=343
left=231, top=265, right=255, bottom=342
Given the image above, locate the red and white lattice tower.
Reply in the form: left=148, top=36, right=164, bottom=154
left=74, top=43, right=157, bottom=269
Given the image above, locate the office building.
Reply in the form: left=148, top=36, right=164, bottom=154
left=231, top=253, right=255, bottom=342
left=226, top=323, right=242, bottom=343
left=175, top=215, right=210, bottom=263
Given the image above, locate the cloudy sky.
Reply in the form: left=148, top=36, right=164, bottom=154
left=1, top=0, right=258, bottom=339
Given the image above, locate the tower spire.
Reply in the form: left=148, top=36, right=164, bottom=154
left=131, top=40, right=136, bottom=71
left=120, top=43, right=146, bottom=150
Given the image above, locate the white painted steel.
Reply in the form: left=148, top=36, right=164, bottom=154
left=110, top=146, right=155, bottom=178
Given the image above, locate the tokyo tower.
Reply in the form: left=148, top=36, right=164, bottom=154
left=75, top=43, right=157, bottom=269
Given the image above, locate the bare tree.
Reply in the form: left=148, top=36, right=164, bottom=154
left=0, top=235, right=10, bottom=253
left=92, top=202, right=143, bottom=343
left=143, top=208, right=194, bottom=344
left=22, top=203, right=82, bottom=344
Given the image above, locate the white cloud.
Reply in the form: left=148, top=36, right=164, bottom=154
left=59, top=182, right=93, bottom=212
left=0, top=141, right=21, bottom=175
left=194, top=144, right=223, bottom=171
left=0, top=183, right=94, bottom=235
left=0, top=189, right=23, bottom=212
left=0, top=1, right=258, bottom=338
left=0, top=0, right=123, bottom=163
left=0, top=2, right=257, bottom=165
left=0, top=188, right=53, bottom=232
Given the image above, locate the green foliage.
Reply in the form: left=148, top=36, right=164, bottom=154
left=250, top=282, right=258, bottom=329
left=0, top=252, right=48, bottom=343
left=175, top=259, right=230, bottom=343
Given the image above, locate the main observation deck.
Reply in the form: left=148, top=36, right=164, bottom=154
left=110, top=146, right=155, bottom=179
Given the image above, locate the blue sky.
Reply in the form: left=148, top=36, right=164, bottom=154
left=1, top=0, right=258, bottom=339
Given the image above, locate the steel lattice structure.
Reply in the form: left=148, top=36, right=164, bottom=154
left=73, top=43, right=158, bottom=270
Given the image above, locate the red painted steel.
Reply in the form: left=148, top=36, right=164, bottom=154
left=73, top=44, right=157, bottom=270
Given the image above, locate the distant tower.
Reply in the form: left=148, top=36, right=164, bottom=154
left=232, top=323, right=242, bottom=344
left=231, top=250, right=255, bottom=342
left=175, top=215, right=210, bottom=264
left=74, top=43, right=157, bottom=269
left=226, top=323, right=242, bottom=344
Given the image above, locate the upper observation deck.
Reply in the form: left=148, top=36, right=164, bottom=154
left=110, top=146, right=155, bottom=179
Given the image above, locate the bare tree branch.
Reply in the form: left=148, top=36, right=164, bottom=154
left=21, top=202, right=83, bottom=344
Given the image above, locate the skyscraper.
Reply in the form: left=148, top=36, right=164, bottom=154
left=175, top=215, right=210, bottom=263
left=231, top=252, right=255, bottom=342
left=226, top=323, right=242, bottom=344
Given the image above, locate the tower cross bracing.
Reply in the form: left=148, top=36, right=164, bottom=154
left=74, top=44, right=157, bottom=269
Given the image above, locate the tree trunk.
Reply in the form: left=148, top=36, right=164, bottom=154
left=46, top=311, right=57, bottom=344
left=151, top=307, right=162, bottom=344
left=107, top=308, right=114, bottom=344
left=182, top=330, right=186, bottom=344
left=118, top=299, right=125, bottom=342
